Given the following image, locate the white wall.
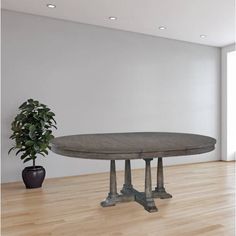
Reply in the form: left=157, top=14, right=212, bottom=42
left=221, top=44, right=235, bottom=161
left=1, top=10, right=221, bottom=183
left=227, top=51, right=236, bottom=161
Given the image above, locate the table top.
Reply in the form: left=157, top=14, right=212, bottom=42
left=50, top=132, right=216, bottom=160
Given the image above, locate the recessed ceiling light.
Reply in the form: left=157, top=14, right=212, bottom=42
left=47, top=4, right=56, bottom=8
left=200, top=34, right=207, bottom=38
left=159, top=26, right=166, bottom=30
left=109, top=16, right=117, bottom=20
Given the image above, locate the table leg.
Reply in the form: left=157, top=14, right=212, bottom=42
left=143, top=159, right=158, bottom=212
left=153, top=157, right=172, bottom=199
left=121, top=160, right=133, bottom=194
left=101, top=160, right=119, bottom=207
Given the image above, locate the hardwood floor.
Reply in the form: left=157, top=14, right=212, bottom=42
left=1, top=161, right=235, bottom=236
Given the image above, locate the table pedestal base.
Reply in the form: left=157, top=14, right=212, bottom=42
left=101, top=158, right=171, bottom=213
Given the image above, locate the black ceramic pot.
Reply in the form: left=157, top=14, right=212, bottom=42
left=22, top=166, right=46, bottom=189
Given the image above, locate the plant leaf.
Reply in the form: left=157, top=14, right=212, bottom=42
left=33, top=144, right=40, bottom=152
left=16, top=149, right=24, bottom=156
left=19, top=102, right=27, bottom=109
left=47, top=112, right=55, bottom=117
left=8, top=147, right=15, bottom=155
left=20, top=152, right=29, bottom=160
left=29, top=125, right=36, bottom=140
left=23, top=157, right=32, bottom=163
left=38, top=152, right=45, bottom=157
left=42, top=150, right=48, bottom=155
left=25, top=140, right=35, bottom=146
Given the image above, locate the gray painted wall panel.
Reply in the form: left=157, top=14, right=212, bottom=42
left=1, top=10, right=221, bottom=183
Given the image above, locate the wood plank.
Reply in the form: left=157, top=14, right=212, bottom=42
left=1, top=161, right=235, bottom=236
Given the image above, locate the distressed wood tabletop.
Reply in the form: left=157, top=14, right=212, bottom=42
left=51, top=132, right=216, bottom=160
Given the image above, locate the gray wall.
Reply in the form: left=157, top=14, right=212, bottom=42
left=1, top=10, right=221, bottom=183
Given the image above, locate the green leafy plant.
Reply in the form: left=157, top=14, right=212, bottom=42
left=8, top=99, right=57, bottom=167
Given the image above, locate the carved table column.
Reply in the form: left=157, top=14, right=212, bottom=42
left=144, top=159, right=158, bottom=212
left=121, top=160, right=133, bottom=193
left=101, top=160, right=119, bottom=207
left=153, top=157, right=172, bottom=199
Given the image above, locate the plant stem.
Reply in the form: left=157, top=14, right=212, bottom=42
left=33, top=158, right=35, bottom=168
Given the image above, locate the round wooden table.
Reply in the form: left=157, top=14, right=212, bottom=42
left=51, top=132, right=216, bottom=213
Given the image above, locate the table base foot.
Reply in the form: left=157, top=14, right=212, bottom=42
left=132, top=188, right=158, bottom=213
left=101, top=194, right=118, bottom=207
left=153, top=188, right=172, bottom=199
left=144, top=201, right=158, bottom=213
left=101, top=192, right=134, bottom=207
left=101, top=187, right=158, bottom=213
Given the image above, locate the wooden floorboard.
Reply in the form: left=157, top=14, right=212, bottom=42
left=1, top=161, right=235, bottom=236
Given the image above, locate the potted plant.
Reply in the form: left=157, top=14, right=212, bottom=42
left=8, top=99, right=57, bottom=188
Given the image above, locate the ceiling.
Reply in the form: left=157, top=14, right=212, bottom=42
left=2, top=0, right=235, bottom=47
